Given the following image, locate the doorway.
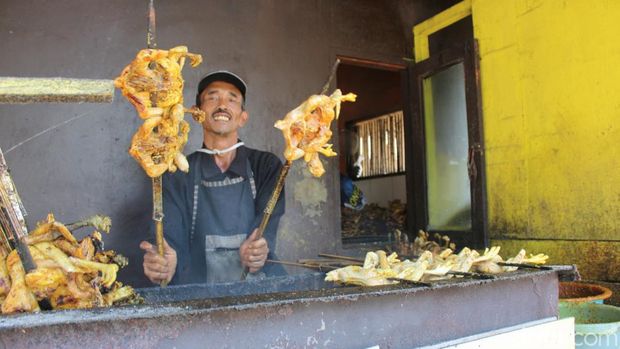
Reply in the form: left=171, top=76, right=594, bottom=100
left=336, top=56, right=407, bottom=245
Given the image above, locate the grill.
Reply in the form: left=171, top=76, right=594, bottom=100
left=0, top=268, right=560, bottom=348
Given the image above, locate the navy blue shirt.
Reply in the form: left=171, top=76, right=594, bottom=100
left=160, top=145, right=285, bottom=284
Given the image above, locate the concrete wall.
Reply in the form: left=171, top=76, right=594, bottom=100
left=0, top=0, right=410, bottom=287
left=472, top=0, right=620, bottom=280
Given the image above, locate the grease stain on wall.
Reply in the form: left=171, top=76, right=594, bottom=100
left=293, top=169, right=327, bottom=218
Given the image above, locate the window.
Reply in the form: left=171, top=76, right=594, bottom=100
left=354, top=110, right=406, bottom=178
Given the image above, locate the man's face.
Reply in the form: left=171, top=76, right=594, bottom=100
left=198, top=81, right=248, bottom=137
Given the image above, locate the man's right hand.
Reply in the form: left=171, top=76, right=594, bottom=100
left=140, top=239, right=177, bottom=284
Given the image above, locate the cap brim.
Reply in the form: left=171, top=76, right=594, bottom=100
left=196, top=71, right=247, bottom=105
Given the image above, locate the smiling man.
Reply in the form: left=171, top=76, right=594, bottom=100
left=140, top=71, right=286, bottom=285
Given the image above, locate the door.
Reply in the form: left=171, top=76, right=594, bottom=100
left=403, top=40, right=487, bottom=249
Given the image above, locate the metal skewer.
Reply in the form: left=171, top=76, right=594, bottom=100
left=321, top=58, right=340, bottom=95
left=298, top=258, right=362, bottom=266
left=317, top=253, right=365, bottom=263
left=497, top=262, right=552, bottom=270
left=446, top=271, right=496, bottom=280
left=147, top=0, right=157, bottom=50
left=386, top=278, right=432, bottom=287
left=266, top=259, right=338, bottom=272
left=145, top=0, right=167, bottom=287
left=241, top=59, right=342, bottom=280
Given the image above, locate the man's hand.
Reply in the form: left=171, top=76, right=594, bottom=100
left=239, top=228, right=269, bottom=273
left=140, top=239, right=177, bottom=284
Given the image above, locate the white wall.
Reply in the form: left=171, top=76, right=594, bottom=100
left=354, top=174, right=407, bottom=207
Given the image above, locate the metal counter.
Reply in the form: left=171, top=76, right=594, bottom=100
left=0, top=269, right=559, bottom=348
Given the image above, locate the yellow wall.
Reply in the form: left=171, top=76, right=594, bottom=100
left=472, top=0, right=620, bottom=280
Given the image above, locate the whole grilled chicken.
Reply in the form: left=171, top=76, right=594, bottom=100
left=275, top=89, right=356, bottom=177
left=115, top=46, right=205, bottom=177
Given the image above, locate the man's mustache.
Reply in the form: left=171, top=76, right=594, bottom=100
left=211, top=108, right=231, bottom=118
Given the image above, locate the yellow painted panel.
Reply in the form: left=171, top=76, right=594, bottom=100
left=413, top=0, right=472, bottom=62
left=492, top=239, right=620, bottom=282
left=473, top=0, right=620, bottom=246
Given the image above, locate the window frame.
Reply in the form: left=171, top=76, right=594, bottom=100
left=405, top=39, right=488, bottom=249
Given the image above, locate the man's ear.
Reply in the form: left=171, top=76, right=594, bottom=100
left=239, top=110, right=249, bottom=127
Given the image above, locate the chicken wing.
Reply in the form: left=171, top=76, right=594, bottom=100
left=26, top=213, right=78, bottom=245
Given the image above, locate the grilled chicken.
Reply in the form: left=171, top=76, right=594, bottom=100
left=0, top=247, right=11, bottom=298
left=103, top=283, right=137, bottom=306
left=325, top=245, right=550, bottom=286
left=0, top=213, right=140, bottom=314
left=115, top=46, right=205, bottom=178
left=25, top=267, right=66, bottom=300
left=1, top=251, right=39, bottom=314
left=25, top=213, right=77, bottom=245
left=274, top=89, right=356, bottom=177
left=325, top=265, right=397, bottom=286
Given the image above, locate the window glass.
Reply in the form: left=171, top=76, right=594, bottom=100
left=423, top=63, right=471, bottom=230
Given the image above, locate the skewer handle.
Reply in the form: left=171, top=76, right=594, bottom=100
left=241, top=160, right=291, bottom=280
left=155, top=220, right=165, bottom=256
left=255, top=160, right=291, bottom=240
left=152, top=175, right=167, bottom=287
left=155, top=220, right=168, bottom=286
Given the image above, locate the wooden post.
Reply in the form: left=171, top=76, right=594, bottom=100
left=0, top=77, right=114, bottom=104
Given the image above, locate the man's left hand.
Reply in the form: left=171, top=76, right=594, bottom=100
left=240, top=228, right=269, bottom=273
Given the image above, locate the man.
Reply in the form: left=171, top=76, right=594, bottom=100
left=140, top=71, right=285, bottom=285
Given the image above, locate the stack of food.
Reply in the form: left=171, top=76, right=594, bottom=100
left=341, top=200, right=406, bottom=240
left=0, top=214, right=140, bottom=314
left=325, top=246, right=549, bottom=287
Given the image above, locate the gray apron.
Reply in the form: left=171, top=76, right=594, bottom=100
left=190, top=154, right=260, bottom=283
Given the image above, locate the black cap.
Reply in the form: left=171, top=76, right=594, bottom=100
left=196, top=71, right=247, bottom=106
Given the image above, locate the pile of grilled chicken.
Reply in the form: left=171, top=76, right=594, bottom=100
left=325, top=243, right=549, bottom=287
left=0, top=214, right=140, bottom=314
left=274, top=89, right=356, bottom=177
left=115, top=46, right=205, bottom=178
